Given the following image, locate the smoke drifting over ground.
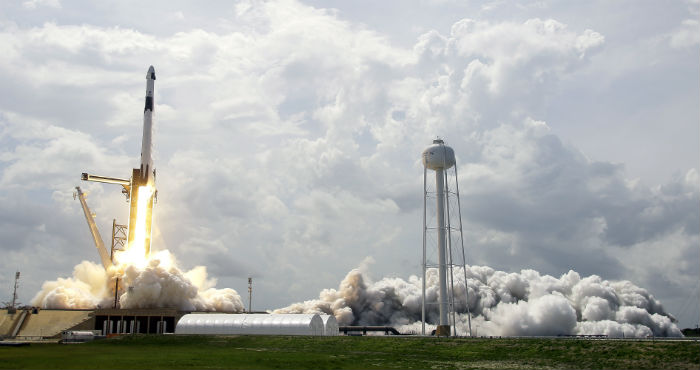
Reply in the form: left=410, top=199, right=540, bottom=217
left=33, top=251, right=681, bottom=338
left=274, top=266, right=682, bottom=338
left=31, top=250, right=244, bottom=312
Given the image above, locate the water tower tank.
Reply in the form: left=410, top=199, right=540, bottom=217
left=422, top=139, right=455, bottom=170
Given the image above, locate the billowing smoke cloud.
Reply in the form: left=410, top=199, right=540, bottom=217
left=31, top=250, right=244, bottom=312
left=274, top=265, right=682, bottom=338
left=30, top=260, right=112, bottom=309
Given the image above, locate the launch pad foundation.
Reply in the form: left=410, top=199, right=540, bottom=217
left=94, top=308, right=180, bottom=335
left=1, top=308, right=188, bottom=340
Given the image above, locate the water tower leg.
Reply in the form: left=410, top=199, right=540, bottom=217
left=435, top=168, right=450, bottom=336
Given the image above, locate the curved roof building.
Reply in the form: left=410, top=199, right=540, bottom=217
left=175, top=314, right=325, bottom=336
left=320, top=314, right=339, bottom=336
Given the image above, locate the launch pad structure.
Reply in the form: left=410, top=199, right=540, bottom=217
left=0, top=308, right=197, bottom=339
left=67, top=66, right=159, bottom=313
left=79, top=66, right=158, bottom=270
left=0, top=66, right=183, bottom=342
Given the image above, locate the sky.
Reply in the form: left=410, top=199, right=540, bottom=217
left=0, top=0, right=698, bottom=328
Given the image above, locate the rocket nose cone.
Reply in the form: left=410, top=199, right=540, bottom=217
left=147, top=66, right=156, bottom=80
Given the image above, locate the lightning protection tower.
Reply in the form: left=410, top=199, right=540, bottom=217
left=8, top=271, right=20, bottom=314
left=421, top=139, right=472, bottom=337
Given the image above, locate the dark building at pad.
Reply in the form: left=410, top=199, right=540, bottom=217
left=1, top=308, right=192, bottom=339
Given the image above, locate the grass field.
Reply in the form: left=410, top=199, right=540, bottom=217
left=1, top=335, right=698, bottom=369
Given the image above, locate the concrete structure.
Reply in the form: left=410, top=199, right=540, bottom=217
left=0, top=308, right=187, bottom=339
left=0, top=309, right=93, bottom=339
left=176, top=314, right=326, bottom=336
left=93, top=308, right=182, bottom=335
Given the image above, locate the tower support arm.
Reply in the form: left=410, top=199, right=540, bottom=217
left=74, top=186, right=114, bottom=270
left=81, top=173, right=130, bottom=186
left=82, top=173, right=131, bottom=194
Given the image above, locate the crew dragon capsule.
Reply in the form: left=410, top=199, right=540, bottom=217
left=81, top=66, right=158, bottom=262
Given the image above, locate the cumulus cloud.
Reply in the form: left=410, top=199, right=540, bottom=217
left=669, top=19, right=700, bottom=49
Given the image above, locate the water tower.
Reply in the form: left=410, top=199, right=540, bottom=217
left=421, top=139, right=472, bottom=336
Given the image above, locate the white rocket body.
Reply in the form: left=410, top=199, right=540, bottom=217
left=140, top=66, right=155, bottom=186
left=126, top=65, right=156, bottom=257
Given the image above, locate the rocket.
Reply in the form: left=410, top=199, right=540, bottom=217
left=126, top=65, right=157, bottom=256
left=80, top=66, right=158, bottom=263
left=140, top=66, right=156, bottom=186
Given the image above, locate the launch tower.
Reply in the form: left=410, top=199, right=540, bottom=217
left=79, top=66, right=158, bottom=268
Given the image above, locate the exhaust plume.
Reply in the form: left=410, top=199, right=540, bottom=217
left=31, top=250, right=244, bottom=312
left=274, top=265, right=683, bottom=338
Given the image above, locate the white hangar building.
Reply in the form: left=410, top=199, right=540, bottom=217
left=175, top=314, right=339, bottom=336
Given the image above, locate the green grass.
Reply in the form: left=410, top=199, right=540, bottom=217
left=0, top=335, right=698, bottom=369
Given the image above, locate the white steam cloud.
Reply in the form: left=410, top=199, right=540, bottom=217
left=274, top=265, right=683, bottom=338
left=31, top=250, right=244, bottom=312
left=32, top=251, right=681, bottom=338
